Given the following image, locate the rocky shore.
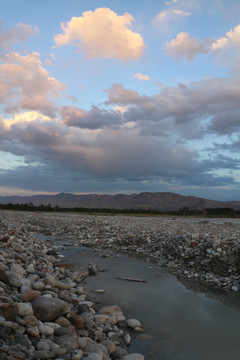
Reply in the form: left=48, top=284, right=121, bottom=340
left=0, top=211, right=145, bottom=360
left=0, top=211, right=240, bottom=359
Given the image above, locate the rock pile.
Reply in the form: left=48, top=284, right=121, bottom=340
left=0, top=216, right=144, bottom=360
left=1, top=211, right=240, bottom=294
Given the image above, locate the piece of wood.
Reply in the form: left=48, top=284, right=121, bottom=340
left=116, top=277, right=147, bottom=283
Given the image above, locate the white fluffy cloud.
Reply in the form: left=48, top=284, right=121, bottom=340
left=0, top=52, right=64, bottom=115
left=54, top=8, right=145, bottom=61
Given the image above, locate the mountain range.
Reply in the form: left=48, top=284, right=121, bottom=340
left=0, top=192, right=240, bottom=211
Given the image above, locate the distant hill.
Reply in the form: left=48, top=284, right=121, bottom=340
left=0, top=192, right=240, bottom=211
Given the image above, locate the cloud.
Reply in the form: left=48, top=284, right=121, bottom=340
left=0, top=52, right=64, bottom=115
left=165, top=32, right=212, bottom=59
left=133, top=73, right=150, bottom=81
left=152, top=8, right=190, bottom=29
left=104, top=77, right=240, bottom=138
left=60, top=105, right=123, bottom=129
left=166, top=24, right=240, bottom=60
left=212, top=24, right=240, bottom=50
left=154, top=9, right=190, bottom=23
left=0, top=21, right=38, bottom=50
left=104, top=83, right=147, bottom=105
left=54, top=8, right=145, bottom=61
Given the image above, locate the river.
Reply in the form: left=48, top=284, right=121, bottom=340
left=60, top=242, right=240, bottom=360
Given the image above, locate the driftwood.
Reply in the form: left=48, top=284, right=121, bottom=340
left=116, top=277, right=147, bottom=283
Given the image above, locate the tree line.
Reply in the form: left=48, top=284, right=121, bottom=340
left=0, top=202, right=239, bottom=217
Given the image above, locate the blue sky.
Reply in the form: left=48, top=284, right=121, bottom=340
left=0, top=0, right=240, bottom=200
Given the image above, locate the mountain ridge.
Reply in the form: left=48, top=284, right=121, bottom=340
left=0, top=192, right=239, bottom=211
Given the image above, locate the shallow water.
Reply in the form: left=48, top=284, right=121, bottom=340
left=60, top=244, right=240, bottom=360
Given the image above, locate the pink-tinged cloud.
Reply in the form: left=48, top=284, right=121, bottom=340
left=134, top=73, right=150, bottom=81
left=54, top=8, right=145, bottom=61
left=0, top=21, right=38, bottom=49
left=212, top=24, right=240, bottom=50
left=166, top=24, right=240, bottom=60
left=0, top=52, right=64, bottom=115
left=166, top=32, right=212, bottom=59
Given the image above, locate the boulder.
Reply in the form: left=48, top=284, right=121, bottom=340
left=32, top=296, right=71, bottom=322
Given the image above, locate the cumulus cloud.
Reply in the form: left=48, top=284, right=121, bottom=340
left=165, top=32, right=212, bottom=59
left=166, top=24, right=240, bottom=60
left=0, top=52, right=64, bottom=115
left=212, top=24, right=240, bottom=50
left=0, top=21, right=38, bottom=50
left=54, top=8, right=145, bottom=61
left=133, top=73, right=150, bottom=81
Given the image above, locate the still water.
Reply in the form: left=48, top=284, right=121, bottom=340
left=61, top=244, right=240, bottom=360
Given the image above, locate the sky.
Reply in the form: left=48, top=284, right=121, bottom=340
left=0, top=0, right=240, bottom=201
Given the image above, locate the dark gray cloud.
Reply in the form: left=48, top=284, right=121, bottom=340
left=60, top=105, right=123, bottom=129
left=104, top=78, right=240, bottom=139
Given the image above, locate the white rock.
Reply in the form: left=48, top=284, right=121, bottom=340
left=17, top=303, right=33, bottom=316
left=26, top=264, right=35, bottom=274
left=127, top=319, right=142, bottom=329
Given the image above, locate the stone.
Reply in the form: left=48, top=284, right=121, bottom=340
left=98, top=305, right=122, bottom=316
left=55, top=316, right=71, bottom=327
left=0, top=303, right=19, bottom=320
left=78, top=337, right=87, bottom=349
left=32, top=281, right=45, bottom=290
left=23, top=314, right=39, bottom=326
left=17, top=303, right=33, bottom=316
left=54, top=326, right=73, bottom=337
left=11, top=242, right=24, bottom=252
left=112, top=346, right=128, bottom=359
left=36, top=340, right=51, bottom=351
left=85, top=354, right=103, bottom=360
left=39, top=324, right=55, bottom=336
left=43, top=273, right=56, bottom=287
left=11, top=263, right=26, bottom=277
left=8, top=273, right=22, bottom=288
left=127, top=319, right=142, bottom=329
left=94, top=314, right=110, bottom=325
left=26, top=264, right=35, bottom=273
left=0, top=269, right=8, bottom=283
left=124, top=334, right=131, bottom=346
left=100, top=340, right=116, bottom=355
left=33, top=350, right=55, bottom=359
left=70, top=315, right=84, bottom=329
left=32, top=296, right=72, bottom=322
left=84, top=343, right=108, bottom=356
left=122, top=354, right=144, bottom=360
left=21, top=289, right=40, bottom=302
left=55, top=334, right=79, bottom=351
left=72, top=349, right=84, bottom=360
left=55, top=280, right=71, bottom=290
left=26, top=325, right=39, bottom=337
